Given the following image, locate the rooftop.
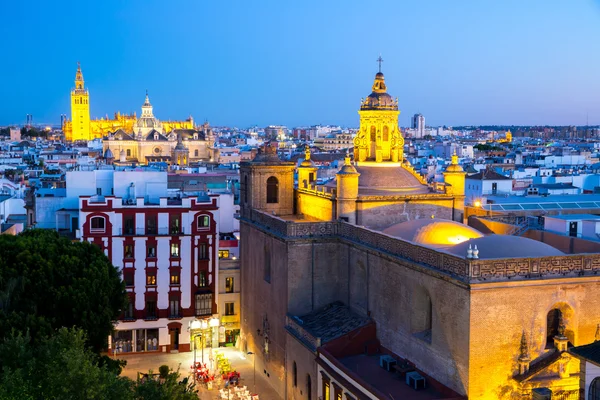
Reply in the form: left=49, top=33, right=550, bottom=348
left=338, top=354, right=450, bottom=399
left=569, top=340, right=600, bottom=366
left=545, top=214, right=600, bottom=221
left=291, top=302, right=371, bottom=344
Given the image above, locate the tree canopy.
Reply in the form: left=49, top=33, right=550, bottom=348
left=0, top=328, right=197, bottom=400
left=0, top=229, right=127, bottom=352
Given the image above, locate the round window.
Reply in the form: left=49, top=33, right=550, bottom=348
left=154, top=147, right=161, bottom=154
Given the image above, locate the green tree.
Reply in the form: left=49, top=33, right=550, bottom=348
left=0, top=328, right=133, bottom=400
left=134, top=367, right=197, bottom=400
left=0, top=229, right=127, bottom=352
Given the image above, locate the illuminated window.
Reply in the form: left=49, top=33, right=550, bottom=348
left=170, top=243, right=180, bottom=257
left=225, top=302, right=234, bottom=316
left=219, top=250, right=230, bottom=259
left=124, top=244, right=133, bottom=259
left=90, top=216, right=105, bottom=233
left=198, top=215, right=210, bottom=229
left=225, top=277, right=234, bottom=293
left=199, top=271, right=207, bottom=287
left=170, top=270, right=180, bottom=285
left=146, top=273, right=156, bottom=286
left=126, top=149, right=131, bottom=157
left=266, top=176, right=278, bottom=204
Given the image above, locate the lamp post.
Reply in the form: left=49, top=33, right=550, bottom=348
left=247, top=351, right=256, bottom=395
left=200, top=319, right=209, bottom=363
left=190, top=320, right=202, bottom=378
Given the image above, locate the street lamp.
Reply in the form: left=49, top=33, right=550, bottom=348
left=247, top=352, right=256, bottom=394
left=200, top=319, right=209, bottom=363
left=190, top=320, right=202, bottom=370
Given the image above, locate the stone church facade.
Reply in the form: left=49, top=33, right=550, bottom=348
left=238, top=70, right=600, bottom=399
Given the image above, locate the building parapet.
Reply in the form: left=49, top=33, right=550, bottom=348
left=285, top=315, right=321, bottom=352
left=243, top=209, right=600, bottom=283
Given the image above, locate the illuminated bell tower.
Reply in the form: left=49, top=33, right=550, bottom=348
left=443, top=150, right=466, bottom=221
left=354, top=57, right=404, bottom=163
left=70, top=62, right=91, bottom=141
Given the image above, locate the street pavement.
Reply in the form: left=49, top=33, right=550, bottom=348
left=116, top=347, right=282, bottom=399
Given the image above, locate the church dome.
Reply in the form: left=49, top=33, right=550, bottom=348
left=448, top=235, right=564, bottom=259
left=104, top=148, right=114, bottom=159
left=382, top=219, right=483, bottom=247
left=360, top=71, right=398, bottom=111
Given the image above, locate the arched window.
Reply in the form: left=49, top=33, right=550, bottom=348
left=90, top=216, right=105, bottom=233
left=293, top=361, right=297, bottom=387
left=306, top=374, right=311, bottom=399
left=266, top=176, right=278, bottom=204
left=546, top=308, right=562, bottom=348
left=383, top=126, right=389, bottom=141
left=197, top=215, right=210, bottom=229
left=590, top=377, right=600, bottom=400
left=370, top=126, right=376, bottom=141
left=412, top=286, right=432, bottom=344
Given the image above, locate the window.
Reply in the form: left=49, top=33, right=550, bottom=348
left=306, top=375, right=311, bottom=400
left=225, top=302, right=234, bottom=316
left=90, top=216, right=105, bottom=233
left=169, top=296, right=180, bottom=318
left=292, top=362, right=297, bottom=387
left=124, top=244, right=133, bottom=259
left=124, top=270, right=134, bottom=287
left=146, top=215, right=157, bottom=234
left=124, top=302, right=134, bottom=319
left=147, top=245, right=156, bottom=258
left=219, top=250, right=230, bottom=259
left=170, top=270, right=180, bottom=285
left=124, top=215, right=134, bottom=235
left=171, top=243, right=180, bottom=257
left=590, top=377, right=600, bottom=400
left=96, top=187, right=102, bottom=195
left=126, top=149, right=131, bottom=157
left=170, top=215, right=181, bottom=234
left=546, top=308, right=562, bottom=348
left=195, top=293, right=212, bottom=316
left=146, top=273, right=156, bottom=286
left=264, top=246, right=271, bottom=283
left=145, top=299, right=157, bottom=319
left=199, top=271, right=207, bottom=287
left=198, top=215, right=210, bottom=229
left=225, top=277, right=234, bottom=293
left=412, top=286, right=432, bottom=344
left=198, top=243, right=208, bottom=260
left=194, top=149, right=199, bottom=157
left=266, top=176, right=279, bottom=203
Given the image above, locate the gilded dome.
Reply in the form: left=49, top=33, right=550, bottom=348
left=382, top=219, right=483, bottom=247
left=360, top=71, right=398, bottom=111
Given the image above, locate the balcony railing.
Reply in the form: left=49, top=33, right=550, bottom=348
left=118, top=227, right=185, bottom=236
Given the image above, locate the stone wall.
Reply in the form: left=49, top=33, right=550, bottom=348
left=468, top=277, right=600, bottom=398
left=285, top=333, right=318, bottom=400
left=296, top=191, right=334, bottom=221
left=356, top=197, right=455, bottom=229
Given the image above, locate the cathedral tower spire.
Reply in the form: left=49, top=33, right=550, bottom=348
left=353, top=57, right=404, bottom=163
left=68, top=62, right=91, bottom=141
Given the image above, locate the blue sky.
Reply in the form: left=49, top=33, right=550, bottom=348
left=1, top=0, right=599, bottom=128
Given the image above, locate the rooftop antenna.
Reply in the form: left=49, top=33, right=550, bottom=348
left=376, top=55, right=384, bottom=73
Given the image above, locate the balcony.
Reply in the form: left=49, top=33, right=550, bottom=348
left=118, top=227, right=186, bottom=236
left=221, top=315, right=238, bottom=324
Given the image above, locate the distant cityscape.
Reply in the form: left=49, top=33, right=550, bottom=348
left=1, top=62, right=600, bottom=400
